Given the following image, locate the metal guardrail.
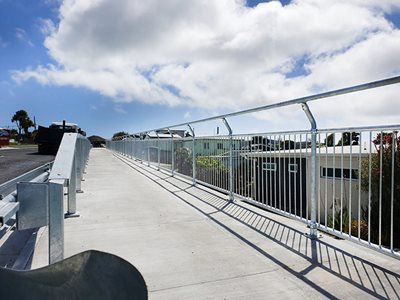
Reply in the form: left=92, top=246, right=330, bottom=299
left=0, top=163, right=52, bottom=227
left=16, top=133, right=91, bottom=264
left=107, top=75, right=400, bottom=259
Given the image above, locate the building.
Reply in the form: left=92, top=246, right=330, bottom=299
left=241, top=145, right=373, bottom=224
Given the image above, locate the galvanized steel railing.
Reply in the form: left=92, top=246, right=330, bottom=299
left=0, top=163, right=52, bottom=227
left=107, top=75, right=400, bottom=258
left=16, top=133, right=91, bottom=264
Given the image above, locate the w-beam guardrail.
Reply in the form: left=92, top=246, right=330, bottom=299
left=0, top=163, right=52, bottom=227
left=0, top=133, right=91, bottom=264
left=107, top=75, right=400, bottom=259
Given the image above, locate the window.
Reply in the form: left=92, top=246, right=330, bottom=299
left=263, top=162, right=276, bottom=171
left=321, top=167, right=358, bottom=180
left=203, top=142, right=209, bottom=149
left=288, top=164, right=298, bottom=173
left=217, top=143, right=223, bottom=150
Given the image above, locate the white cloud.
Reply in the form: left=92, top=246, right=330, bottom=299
left=38, top=18, right=56, bottom=36
left=12, top=0, right=400, bottom=128
left=113, top=104, right=127, bottom=114
left=15, top=28, right=34, bottom=47
left=0, top=37, right=7, bottom=48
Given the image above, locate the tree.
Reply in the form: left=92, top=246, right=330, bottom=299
left=324, top=132, right=360, bottom=147
left=112, top=131, right=129, bottom=141
left=22, top=119, right=34, bottom=136
left=174, top=146, right=193, bottom=177
left=360, top=132, right=399, bottom=248
left=336, top=132, right=360, bottom=146
left=9, top=129, right=18, bottom=140
left=196, top=156, right=229, bottom=190
left=280, top=139, right=296, bottom=150
left=11, top=110, right=34, bottom=139
left=325, top=133, right=335, bottom=147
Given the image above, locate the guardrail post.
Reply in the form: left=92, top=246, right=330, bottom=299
left=65, top=156, right=78, bottom=217
left=46, top=133, right=91, bottom=263
left=302, top=103, right=318, bottom=239
left=222, top=118, right=234, bottom=201
left=76, top=139, right=83, bottom=193
left=48, top=179, right=64, bottom=264
left=187, top=124, right=196, bottom=185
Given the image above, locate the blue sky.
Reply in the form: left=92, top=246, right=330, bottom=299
left=0, top=0, right=197, bottom=137
left=1, top=0, right=400, bottom=138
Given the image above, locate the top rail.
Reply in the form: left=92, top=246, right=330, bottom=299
left=129, top=75, right=400, bottom=135
left=49, top=133, right=79, bottom=180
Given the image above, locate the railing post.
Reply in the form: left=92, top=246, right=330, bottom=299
left=156, top=132, right=160, bottom=170
left=146, top=132, right=150, bottom=167
left=168, top=129, right=175, bottom=176
left=222, top=118, right=234, bottom=201
left=302, top=103, right=318, bottom=239
left=139, top=133, right=143, bottom=163
left=128, top=138, right=131, bottom=159
left=187, top=124, right=196, bottom=185
left=134, top=137, right=136, bottom=158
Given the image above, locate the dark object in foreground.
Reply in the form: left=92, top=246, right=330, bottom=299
left=0, top=250, right=148, bottom=300
left=35, top=121, right=86, bottom=155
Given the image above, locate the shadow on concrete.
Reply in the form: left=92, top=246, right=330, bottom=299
left=115, top=153, right=400, bottom=299
left=0, top=222, right=39, bottom=270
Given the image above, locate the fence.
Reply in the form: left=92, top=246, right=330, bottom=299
left=107, top=76, right=400, bottom=258
left=15, top=133, right=91, bottom=264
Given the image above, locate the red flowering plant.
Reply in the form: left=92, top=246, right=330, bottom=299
left=361, top=131, right=399, bottom=249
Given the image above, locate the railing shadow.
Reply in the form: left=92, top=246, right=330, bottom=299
left=115, top=154, right=400, bottom=299
left=0, top=224, right=39, bottom=270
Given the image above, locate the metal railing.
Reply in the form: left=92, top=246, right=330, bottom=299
left=16, top=133, right=91, bottom=264
left=107, top=75, right=400, bottom=258
left=0, top=163, right=52, bottom=227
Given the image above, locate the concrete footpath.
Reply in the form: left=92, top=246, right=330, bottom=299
left=30, top=148, right=400, bottom=299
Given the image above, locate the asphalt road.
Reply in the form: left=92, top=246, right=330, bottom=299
left=0, top=147, right=54, bottom=185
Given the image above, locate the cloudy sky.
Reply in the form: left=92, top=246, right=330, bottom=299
left=1, top=0, right=400, bottom=137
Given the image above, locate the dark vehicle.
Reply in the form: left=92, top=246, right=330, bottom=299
left=35, top=121, right=86, bottom=155
left=0, top=128, right=10, bottom=147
